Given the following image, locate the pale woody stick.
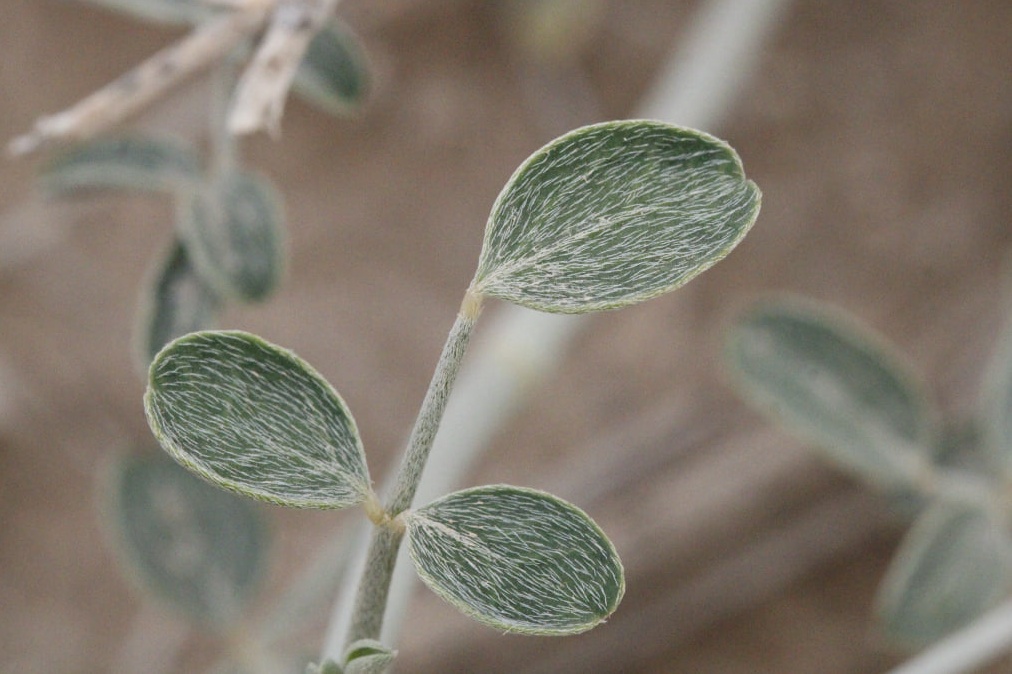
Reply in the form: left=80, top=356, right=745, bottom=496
left=227, top=0, right=340, bottom=135
left=8, top=6, right=271, bottom=157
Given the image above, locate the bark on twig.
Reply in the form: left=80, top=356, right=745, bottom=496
left=8, top=7, right=270, bottom=156
left=228, top=0, right=341, bottom=135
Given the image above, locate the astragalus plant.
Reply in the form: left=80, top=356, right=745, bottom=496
left=144, top=119, right=760, bottom=672
left=726, top=296, right=1012, bottom=649
left=9, top=2, right=765, bottom=672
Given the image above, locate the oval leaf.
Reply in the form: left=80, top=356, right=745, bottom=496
left=71, top=0, right=215, bottom=25
left=345, top=655, right=392, bottom=674
left=145, top=330, right=371, bottom=509
left=876, top=501, right=1012, bottom=646
left=293, top=20, right=370, bottom=116
left=179, top=171, right=285, bottom=302
left=40, top=135, right=201, bottom=194
left=469, top=120, right=760, bottom=313
left=306, top=660, right=343, bottom=674
left=725, top=298, right=936, bottom=488
left=136, top=239, right=221, bottom=369
left=105, top=452, right=268, bottom=626
left=344, top=639, right=395, bottom=674
left=404, top=485, right=624, bottom=635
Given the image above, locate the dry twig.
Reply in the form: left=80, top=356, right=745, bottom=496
left=8, top=7, right=271, bottom=157
left=228, top=0, right=341, bottom=135
left=8, top=0, right=342, bottom=155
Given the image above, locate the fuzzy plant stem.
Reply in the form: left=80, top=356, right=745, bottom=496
left=343, top=290, right=483, bottom=646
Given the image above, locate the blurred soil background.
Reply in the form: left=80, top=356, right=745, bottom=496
left=1, top=0, right=1011, bottom=672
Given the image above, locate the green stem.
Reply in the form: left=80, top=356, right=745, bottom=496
left=343, top=290, right=482, bottom=646
left=387, top=292, right=482, bottom=515
left=345, top=525, right=403, bottom=644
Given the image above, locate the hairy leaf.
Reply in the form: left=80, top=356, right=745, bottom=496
left=470, top=120, right=760, bottom=313
left=345, top=656, right=391, bottom=674
left=179, top=171, right=285, bottom=302
left=876, top=501, right=1012, bottom=646
left=105, top=452, right=267, bottom=626
left=145, top=331, right=371, bottom=509
left=726, top=299, right=936, bottom=487
left=293, top=20, right=370, bottom=116
left=343, top=639, right=395, bottom=674
left=405, top=485, right=624, bottom=635
left=136, top=239, right=220, bottom=369
left=305, top=660, right=343, bottom=674
left=40, top=135, right=200, bottom=194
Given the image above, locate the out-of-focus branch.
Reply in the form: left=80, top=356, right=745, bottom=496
left=7, top=6, right=271, bottom=157
left=885, top=599, right=1012, bottom=674
left=227, top=0, right=340, bottom=135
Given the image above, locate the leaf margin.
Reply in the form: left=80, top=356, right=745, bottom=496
left=724, top=293, right=939, bottom=488
left=469, top=119, right=762, bottom=314
left=402, top=483, right=625, bottom=636
left=144, top=329, right=372, bottom=510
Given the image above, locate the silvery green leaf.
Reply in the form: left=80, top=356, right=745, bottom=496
left=145, top=330, right=371, bottom=509
left=69, top=0, right=215, bottom=25
left=725, top=299, right=936, bottom=488
left=40, top=135, right=200, bottom=194
left=979, top=312, right=1012, bottom=476
left=344, top=656, right=391, bottom=674
left=306, top=660, right=343, bottom=674
left=179, top=171, right=285, bottom=302
left=469, top=120, right=760, bottom=313
left=105, top=452, right=267, bottom=627
left=293, top=20, right=370, bottom=116
left=876, top=501, right=1012, bottom=646
left=343, top=640, right=394, bottom=674
left=404, top=485, right=624, bottom=635
left=136, top=239, right=221, bottom=369
left=934, top=420, right=987, bottom=473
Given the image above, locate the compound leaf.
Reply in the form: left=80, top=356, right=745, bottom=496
left=40, top=135, right=200, bottom=194
left=106, top=452, right=267, bottom=627
left=876, top=501, right=1012, bottom=646
left=725, top=299, right=936, bottom=488
left=179, top=171, right=285, bottom=302
left=145, top=331, right=371, bottom=509
left=136, top=238, right=221, bottom=369
left=470, top=120, right=760, bottom=313
left=404, top=485, right=624, bottom=635
left=293, top=20, right=370, bottom=116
